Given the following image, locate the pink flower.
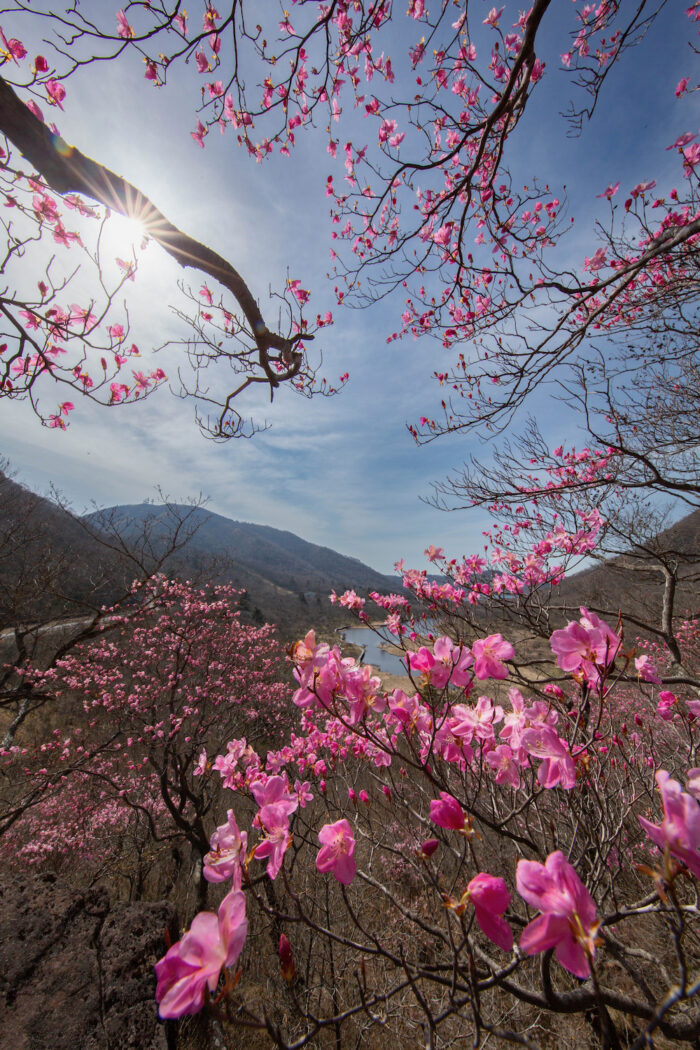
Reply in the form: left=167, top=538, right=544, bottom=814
left=116, top=10, right=133, bottom=38
left=517, top=851, right=599, bottom=978
left=597, top=182, right=620, bottom=199
left=634, top=655, right=661, bottom=684
left=522, top=726, right=576, bottom=789
left=584, top=247, right=607, bottom=272
left=26, top=99, right=44, bottom=121
left=252, top=775, right=298, bottom=818
left=46, top=79, right=66, bottom=109
left=430, top=792, right=473, bottom=834
left=639, top=770, right=700, bottom=879
left=675, top=77, right=690, bottom=98
left=482, top=6, right=504, bottom=28
left=683, top=142, right=700, bottom=174
left=472, top=634, right=514, bottom=680
left=155, top=889, right=248, bottom=1018
left=485, top=743, right=521, bottom=789
left=656, top=690, right=678, bottom=721
left=191, top=119, right=207, bottom=148
left=254, top=803, right=292, bottom=880
left=465, top=873, right=513, bottom=951
left=431, top=637, right=474, bottom=688
left=378, top=118, right=398, bottom=143
left=294, top=779, right=314, bottom=807
left=433, top=225, right=452, bottom=246
left=316, top=819, right=356, bottom=884
left=203, top=810, right=248, bottom=886
left=550, top=609, right=619, bottom=685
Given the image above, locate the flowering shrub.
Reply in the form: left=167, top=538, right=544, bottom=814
left=151, top=559, right=700, bottom=1046
left=0, top=578, right=289, bottom=893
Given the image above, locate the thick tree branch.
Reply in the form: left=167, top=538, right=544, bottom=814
left=0, top=74, right=310, bottom=394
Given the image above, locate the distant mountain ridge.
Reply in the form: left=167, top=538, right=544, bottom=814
left=84, top=503, right=402, bottom=632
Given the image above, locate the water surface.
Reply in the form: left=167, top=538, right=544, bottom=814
left=341, top=626, right=409, bottom=677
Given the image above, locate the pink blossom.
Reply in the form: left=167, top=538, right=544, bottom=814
left=683, top=143, right=700, bottom=173
left=517, top=851, right=598, bottom=978
left=203, top=810, right=248, bottom=886
left=550, top=609, right=620, bottom=685
left=675, top=77, right=690, bottom=98
left=472, top=634, right=514, bottom=680
left=26, top=99, right=44, bottom=121
left=294, top=779, right=314, bottom=807
left=584, top=247, right=607, bottom=272
left=155, top=889, right=248, bottom=1018
left=630, top=179, right=657, bottom=199
left=0, top=28, right=27, bottom=62
left=659, top=692, right=680, bottom=718
left=191, top=120, right=207, bottom=148
left=485, top=743, right=521, bottom=788
left=521, top=726, right=576, bottom=789
left=482, top=7, right=504, bottom=28
left=430, top=792, right=472, bottom=834
left=116, top=10, right=133, bottom=38
left=433, top=225, right=452, bottom=246
left=254, top=803, right=292, bottom=880
left=378, top=118, right=398, bottom=143
left=46, top=79, right=66, bottom=109
left=287, top=278, right=310, bottom=304
left=252, top=775, right=298, bottom=821
left=465, top=873, right=513, bottom=951
left=597, top=182, right=620, bottom=199
left=316, top=819, right=356, bottom=884
left=639, top=770, right=700, bottom=879
left=634, top=655, right=661, bottom=684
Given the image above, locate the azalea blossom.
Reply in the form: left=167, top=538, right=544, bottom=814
left=316, top=818, right=356, bottom=884
left=203, top=809, right=248, bottom=886
left=472, top=634, right=514, bottom=679
left=517, top=851, right=599, bottom=978
left=550, top=609, right=620, bottom=686
left=254, top=803, right=292, bottom=880
left=639, top=769, right=700, bottom=879
left=155, top=889, right=248, bottom=1018
left=430, top=791, right=474, bottom=835
left=634, top=654, right=661, bottom=684
left=465, top=873, right=513, bottom=951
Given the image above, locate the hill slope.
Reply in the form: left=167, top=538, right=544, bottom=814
left=0, top=469, right=128, bottom=627
left=551, top=508, right=700, bottom=633
left=84, top=503, right=402, bottom=634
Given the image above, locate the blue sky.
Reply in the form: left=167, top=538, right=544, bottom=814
left=0, top=3, right=697, bottom=574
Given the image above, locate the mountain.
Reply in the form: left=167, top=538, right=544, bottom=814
left=550, top=507, right=700, bottom=632
left=83, top=503, right=403, bottom=634
left=0, top=468, right=144, bottom=627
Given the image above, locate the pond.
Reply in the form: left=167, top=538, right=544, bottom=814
left=340, top=626, right=410, bottom=677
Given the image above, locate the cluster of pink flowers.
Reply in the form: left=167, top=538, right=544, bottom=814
left=550, top=607, right=623, bottom=689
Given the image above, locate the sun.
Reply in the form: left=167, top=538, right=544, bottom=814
left=103, top=211, right=149, bottom=256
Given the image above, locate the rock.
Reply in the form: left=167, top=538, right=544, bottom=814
left=0, top=872, right=177, bottom=1049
